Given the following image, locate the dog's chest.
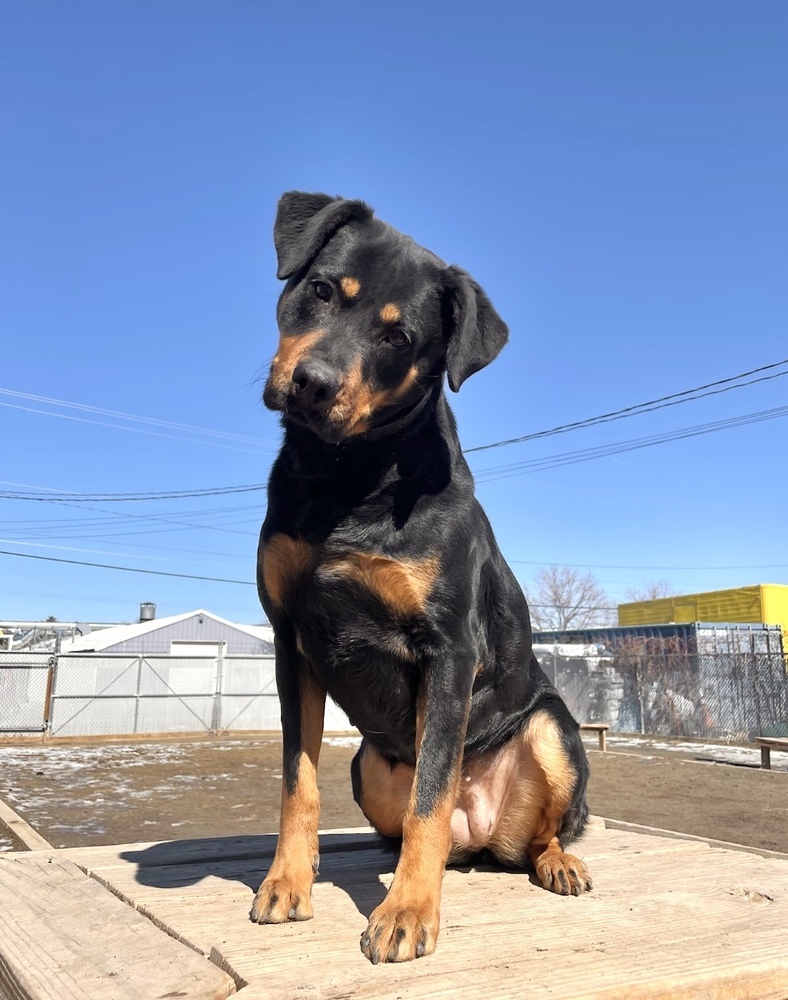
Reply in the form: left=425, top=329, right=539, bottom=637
left=260, top=532, right=438, bottom=623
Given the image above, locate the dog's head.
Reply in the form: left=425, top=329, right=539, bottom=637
left=263, top=191, right=509, bottom=443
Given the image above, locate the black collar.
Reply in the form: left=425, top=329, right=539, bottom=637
left=355, top=391, right=434, bottom=442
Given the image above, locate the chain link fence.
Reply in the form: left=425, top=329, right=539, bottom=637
left=0, top=654, right=352, bottom=737
left=0, top=653, right=54, bottom=732
left=539, top=648, right=788, bottom=741
left=1, top=650, right=785, bottom=741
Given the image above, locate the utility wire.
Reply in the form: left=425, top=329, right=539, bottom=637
left=464, top=359, right=788, bottom=454
left=0, top=548, right=257, bottom=585
left=475, top=404, right=788, bottom=482
left=0, top=483, right=264, bottom=502
left=1, top=359, right=786, bottom=502
left=0, top=547, right=621, bottom=608
left=0, top=388, right=277, bottom=448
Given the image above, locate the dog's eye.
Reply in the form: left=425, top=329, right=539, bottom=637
left=383, top=330, right=410, bottom=348
left=311, top=280, right=333, bottom=302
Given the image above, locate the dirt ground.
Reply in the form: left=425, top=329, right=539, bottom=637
left=1, top=733, right=786, bottom=855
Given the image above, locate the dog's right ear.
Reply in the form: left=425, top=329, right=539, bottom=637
left=274, top=191, right=373, bottom=280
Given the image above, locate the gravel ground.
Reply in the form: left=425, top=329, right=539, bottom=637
left=0, top=732, right=786, bottom=854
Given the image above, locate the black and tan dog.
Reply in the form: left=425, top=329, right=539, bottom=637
left=251, top=192, right=592, bottom=964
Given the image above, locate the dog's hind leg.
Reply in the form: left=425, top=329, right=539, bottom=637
left=524, top=709, right=593, bottom=897
left=351, top=739, right=414, bottom=838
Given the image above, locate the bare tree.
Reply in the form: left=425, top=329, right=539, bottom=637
left=624, top=580, right=677, bottom=602
left=524, top=566, right=616, bottom=631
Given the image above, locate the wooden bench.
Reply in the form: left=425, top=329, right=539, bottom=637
left=580, top=722, right=610, bottom=751
left=755, top=736, right=788, bottom=769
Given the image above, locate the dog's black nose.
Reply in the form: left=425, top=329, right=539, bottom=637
left=291, top=359, right=340, bottom=410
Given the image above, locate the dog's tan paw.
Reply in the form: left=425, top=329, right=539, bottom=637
left=536, top=851, right=593, bottom=896
left=360, top=901, right=439, bottom=964
left=250, top=874, right=314, bottom=923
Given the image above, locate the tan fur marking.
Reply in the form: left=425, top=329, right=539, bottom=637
left=324, top=551, right=440, bottom=616
left=380, top=302, right=402, bottom=323
left=340, top=276, right=361, bottom=298
left=395, top=364, right=419, bottom=398
left=393, top=802, right=454, bottom=897
left=362, top=784, right=455, bottom=961
left=329, top=360, right=421, bottom=436
left=357, top=742, right=414, bottom=837
left=269, top=330, right=325, bottom=392
left=361, top=688, right=469, bottom=961
left=261, top=534, right=316, bottom=608
left=328, top=354, right=364, bottom=428
left=487, top=710, right=575, bottom=863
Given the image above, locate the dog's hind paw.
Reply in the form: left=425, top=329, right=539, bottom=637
left=535, top=850, right=593, bottom=896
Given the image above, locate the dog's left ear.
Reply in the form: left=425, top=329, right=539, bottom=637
left=443, top=266, right=509, bottom=392
left=274, top=191, right=373, bottom=280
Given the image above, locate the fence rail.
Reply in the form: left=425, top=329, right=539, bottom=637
left=1, top=650, right=786, bottom=741
left=0, top=653, right=351, bottom=737
left=540, top=649, right=788, bottom=741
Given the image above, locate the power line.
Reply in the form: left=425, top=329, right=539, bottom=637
left=1, top=358, right=786, bottom=503
left=0, top=548, right=625, bottom=608
left=474, top=404, right=788, bottom=482
left=0, top=483, right=265, bottom=502
left=509, top=559, right=788, bottom=570
left=464, top=359, right=788, bottom=454
left=0, top=548, right=256, bottom=585
left=0, top=538, right=250, bottom=571
left=528, top=603, right=618, bottom=611
left=0, top=388, right=278, bottom=451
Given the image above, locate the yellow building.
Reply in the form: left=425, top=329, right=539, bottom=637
left=619, top=584, right=788, bottom=647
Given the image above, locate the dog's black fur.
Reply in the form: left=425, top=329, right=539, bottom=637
left=251, top=192, right=591, bottom=964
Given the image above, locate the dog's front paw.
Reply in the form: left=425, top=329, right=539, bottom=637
left=250, top=873, right=314, bottom=923
left=536, top=851, right=593, bottom=896
left=360, top=901, right=439, bottom=964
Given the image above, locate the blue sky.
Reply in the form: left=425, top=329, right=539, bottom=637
left=2, top=1, right=787, bottom=625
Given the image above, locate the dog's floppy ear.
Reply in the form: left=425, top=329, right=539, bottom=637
left=274, top=191, right=374, bottom=280
left=443, top=265, right=509, bottom=392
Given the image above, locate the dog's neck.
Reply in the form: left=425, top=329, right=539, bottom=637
left=352, top=389, right=434, bottom=442
left=279, top=384, right=452, bottom=468
left=269, top=390, right=472, bottom=538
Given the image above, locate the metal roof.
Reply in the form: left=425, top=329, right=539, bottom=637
left=58, top=609, right=274, bottom=652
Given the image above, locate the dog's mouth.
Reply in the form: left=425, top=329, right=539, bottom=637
left=264, top=360, right=430, bottom=444
left=282, top=392, right=432, bottom=445
left=283, top=403, right=348, bottom=443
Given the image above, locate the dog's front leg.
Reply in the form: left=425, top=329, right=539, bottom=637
left=360, top=665, right=472, bottom=964
left=251, top=634, right=325, bottom=923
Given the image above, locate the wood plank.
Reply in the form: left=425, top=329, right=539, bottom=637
left=0, top=795, right=53, bottom=852
left=4, top=823, right=788, bottom=999
left=602, top=817, right=788, bottom=859
left=77, top=828, right=788, bottom=998
left=0, top=856, right=236, bottom=1000
left=11, top=828, right=377, bottom=871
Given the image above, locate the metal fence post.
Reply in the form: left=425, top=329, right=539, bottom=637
left=43, top=656, right=56, bottom=736
left=133, top=656, right=143, bottom=735
left=636, top=656, right=645, bottom=734
left=211, top=644, right=225, bottom=733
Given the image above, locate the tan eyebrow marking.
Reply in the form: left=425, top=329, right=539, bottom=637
left=340, top=276, right=361, bottom=298
left=380, top=303, right=401, bottom=323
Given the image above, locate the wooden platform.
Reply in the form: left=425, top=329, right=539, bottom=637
left=2, top=820, right=788, bottom=1000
